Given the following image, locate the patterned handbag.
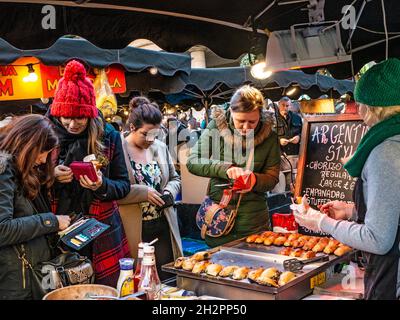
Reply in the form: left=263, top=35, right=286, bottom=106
left=196, top=193, right=243, bottom=239
left=196, top=150, right=255, bottom=239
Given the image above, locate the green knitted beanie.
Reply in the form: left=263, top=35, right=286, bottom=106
left=354, top=58, right=400, bottom=107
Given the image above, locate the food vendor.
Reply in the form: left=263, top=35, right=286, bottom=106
left=293, top=58, right=400, bottom=300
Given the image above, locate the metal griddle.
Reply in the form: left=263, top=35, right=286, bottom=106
left=162, top=238, right=356, bottom=300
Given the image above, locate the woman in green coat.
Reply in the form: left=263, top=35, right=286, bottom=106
left=187, top=85, right=281, bottom=247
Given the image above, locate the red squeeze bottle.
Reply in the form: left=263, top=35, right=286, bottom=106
left=133, top=242, right=145, bottom=293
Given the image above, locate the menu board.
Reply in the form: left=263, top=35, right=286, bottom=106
left=294, top=114, right=368, bottom=235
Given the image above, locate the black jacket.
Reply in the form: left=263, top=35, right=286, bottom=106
left=276, top=111, right=303, bottom=156
left=0, top=151, right=59, bottom=300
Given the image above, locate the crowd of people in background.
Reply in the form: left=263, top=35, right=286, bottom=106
left=2, top=57, right=400, bottom=300
left=0, top=59, right=303, bottom=299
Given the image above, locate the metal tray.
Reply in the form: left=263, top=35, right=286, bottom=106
left=162, top=238, right=356, bottom=300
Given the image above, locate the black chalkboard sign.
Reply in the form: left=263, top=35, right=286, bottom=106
left=294, top=114, right=368, bottom=235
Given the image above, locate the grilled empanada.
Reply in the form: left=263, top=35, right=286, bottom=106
left=192, top=251, right=211, bottom=261
left=182, top=259, right=197, bottom=271
left=301, top=251, right=316, bottom=259
left=303, top=237, right=319, bottom=251
left=264, top=234, right=279, bottom=246
left=279, top=247, right=293, bottom=256
left=260, top=268, right=281, bottom=281
left=219, top=265, right=239, bottom=278
left=205, top=263, right=223, bottom=277
left=247, top=268, right=264, bottom=282
left=323, top=239, right=340, bottom=254
left=273, top=236, right=288, bottom=246
left=174, top=257, right=185, bottom=269
left=334, top=245, right=352, bottom=257
left=278, top=271, right=296, bottom=286
left=192, top=261, right=210, bottom=274
left=246, top=234, right=259, bottom=243
left=290, top=249, right=304, bottom=257
left=231, top=267, right=250, bottom=280
left=256, top=274, right=279, bottom=287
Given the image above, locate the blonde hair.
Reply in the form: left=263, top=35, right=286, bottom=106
left=230, top=85, right=265, bottom=113
left=360, top=103, right=400, bottom=126
left=88, top=117, right=105, bottom=156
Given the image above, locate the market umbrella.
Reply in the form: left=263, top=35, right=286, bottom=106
left=123, top=66, right=354, bottom=105
left=0, top=37, right=191, bottom=76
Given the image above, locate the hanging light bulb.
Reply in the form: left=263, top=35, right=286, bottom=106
left=286, top=86, right=298, bottom=97
left=23, top=64, right=38, bottom=82
left=250, top=61, right=273, bottom=80
left=124, top=109, right=129, bottom=116
left=149, top=67, right=158, bottom=75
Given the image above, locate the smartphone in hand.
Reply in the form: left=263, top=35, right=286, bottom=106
left=156, top=193, right=175, bottom=210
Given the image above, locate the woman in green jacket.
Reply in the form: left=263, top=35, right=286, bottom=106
left=187, top=85, right=281, bottom=247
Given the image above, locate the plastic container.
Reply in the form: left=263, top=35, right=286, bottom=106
left=117, top=258, right=135, bottom=298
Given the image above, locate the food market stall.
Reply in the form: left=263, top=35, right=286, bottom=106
left=163, top=231, right=356, bottom=300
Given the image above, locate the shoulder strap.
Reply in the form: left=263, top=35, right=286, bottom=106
left=120, top=135, right=136, bottom=184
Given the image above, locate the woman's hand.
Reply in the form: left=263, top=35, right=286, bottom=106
left=237, top=170, right=256, bottom=193
left=55, top=165, right=73, bottom=184
left=280, top=138, right=290, bottom=146
left=56, top=215, right=71, bottom=231
left=79, top=171, right=103, bottom=191
left=290, top=135, right=300, bottom=144
left=147, top=187, right=165, bottom=207
left=319, top=201, right=354, bottom=220
left=226, top=167, right=246, bottom=180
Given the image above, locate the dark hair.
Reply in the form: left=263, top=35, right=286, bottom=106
left=128, top=96, right=163, bottom=129
left=279, top=96, right=291, bottom=103
left=0, top=114, right=58, bottom=199
left=230, top=85, right=265, bottom=113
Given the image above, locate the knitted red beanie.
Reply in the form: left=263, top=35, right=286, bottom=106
left=50, top=60, right=98, bottom=118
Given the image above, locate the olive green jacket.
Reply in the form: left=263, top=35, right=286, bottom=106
left=187, top=107, right=281, bottom=247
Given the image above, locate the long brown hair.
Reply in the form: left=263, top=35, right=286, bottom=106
left=0, top=114, right=59, bottom=199
left=87, top=117, right=105, bottom=157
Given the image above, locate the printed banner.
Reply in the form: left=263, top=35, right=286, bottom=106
left=0, top=57, right=126, bottom=101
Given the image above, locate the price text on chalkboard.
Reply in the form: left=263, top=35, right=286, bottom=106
left=295, top=114, right=368, bottom=207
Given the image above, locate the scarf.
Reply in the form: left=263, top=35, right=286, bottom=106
left=344, top=113, right=400, bottom=177
left=49, top=115, right=95, bottom=215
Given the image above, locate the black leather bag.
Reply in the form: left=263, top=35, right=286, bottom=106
left=37, top=252, right=94, bottom=288
left=14, top=247, right=94, bottom=300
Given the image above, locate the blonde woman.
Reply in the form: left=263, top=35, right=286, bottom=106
left=293, top=58, right=400, bottom=300
left=187, top=85, right=281, bottom=247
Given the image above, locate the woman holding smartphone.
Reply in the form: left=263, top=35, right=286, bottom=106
left=47, top=60, right=131, bottom=287
left=118, top=96, right=182, bottom=280
left=0, top=115, right=71, bottom=299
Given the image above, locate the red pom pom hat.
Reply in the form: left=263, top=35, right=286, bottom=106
left=50, top=60, right=98, bottom=118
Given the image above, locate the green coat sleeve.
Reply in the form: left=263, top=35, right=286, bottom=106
left=187, top=121, right=232, bottom=180
left=253, top=133, right=281, bottom=193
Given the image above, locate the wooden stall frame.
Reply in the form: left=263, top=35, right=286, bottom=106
left=294, top=113, right=363, bottom=198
